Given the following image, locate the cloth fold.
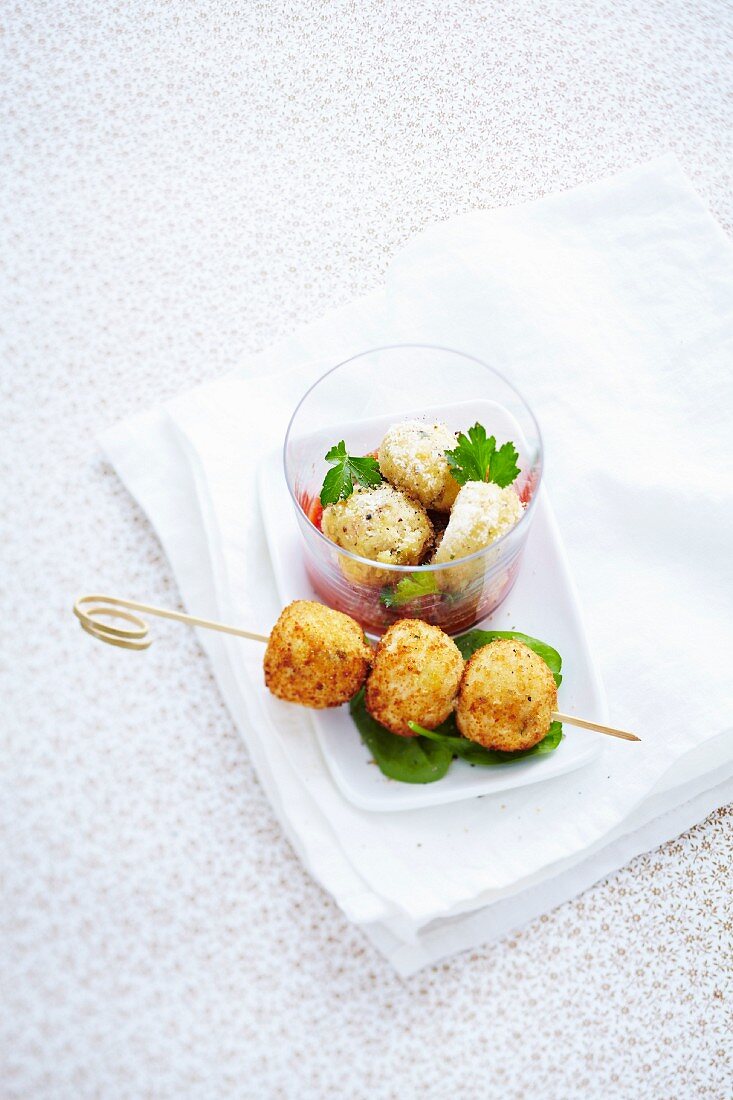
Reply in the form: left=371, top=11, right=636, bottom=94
left=102, top=157, right=733, bottom=974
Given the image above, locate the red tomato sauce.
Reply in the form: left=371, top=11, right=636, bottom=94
left=302, top=493, right=323, bottom=531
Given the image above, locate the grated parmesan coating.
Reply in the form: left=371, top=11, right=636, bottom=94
left=321, top=483, right=433, bottom=587
left=432, top=481, right=523, bottom=592
left=378, top=419, right=460, bottom=512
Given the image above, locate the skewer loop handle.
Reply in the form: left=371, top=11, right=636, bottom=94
left=73, top=593, right=270, bottom=650
left=73, top=595, right=152, bottom=650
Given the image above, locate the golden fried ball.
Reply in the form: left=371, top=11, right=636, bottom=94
left=264, top=600, right=372, bottom=709
left=378, top=419, right=460, bottom=512
left=321, top=483, right=433, bottom=587
left=456, top=638, right=557, bottom=752
left=365, top=619, right=464, bottom=737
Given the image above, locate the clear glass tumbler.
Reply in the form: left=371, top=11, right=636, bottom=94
left=283, top=344, right=543, bottom=635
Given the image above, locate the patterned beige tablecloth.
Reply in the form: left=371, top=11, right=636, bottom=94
left=3, top=3, right=731, bottom=1096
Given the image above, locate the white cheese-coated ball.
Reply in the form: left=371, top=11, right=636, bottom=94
left=378, top=419, right=460, bottom=512
left=321, top=483, right=433, bottom=586
left=432, top=481, right=523, bottom=592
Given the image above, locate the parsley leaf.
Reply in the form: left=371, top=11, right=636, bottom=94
left=319, top=441, right=383, bottom=506
left=444, top=422, right=520, bottom=487
left=380, top=571, right=439, bottom=608
left=445, top=423, right=495, bottom=484
left=488, top=440, right=520, bottom=487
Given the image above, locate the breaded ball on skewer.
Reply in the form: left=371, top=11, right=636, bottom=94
left=321, top=483, right=433, bottom=586
left=365, top=619, right=464, bottom=737
left=378, top=419, right=460, bottom=512
left=456, top=638, right=557, bottom=752
left=264, top=600, right=372, bottom=708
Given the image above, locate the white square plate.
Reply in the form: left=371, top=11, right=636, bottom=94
left=258, top=406, right=606, bottom=812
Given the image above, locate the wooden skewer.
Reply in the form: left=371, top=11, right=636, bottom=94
left=551, top=711, right=640, bottom=742
left=73, top=594, right=268, bottom=650
left=73, top=594, right=640, bottom=742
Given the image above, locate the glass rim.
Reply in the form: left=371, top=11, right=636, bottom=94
left=282, top=342, right=544, bottom=575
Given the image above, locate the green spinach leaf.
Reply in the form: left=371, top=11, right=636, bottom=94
left=408, top=718, right=564, bottom=766
left=349, top=689, right=452, bottom=784
left=455, top=629, right=563, bottom=687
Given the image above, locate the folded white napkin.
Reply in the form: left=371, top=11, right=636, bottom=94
left=102, top=157, right=733, bottom=974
